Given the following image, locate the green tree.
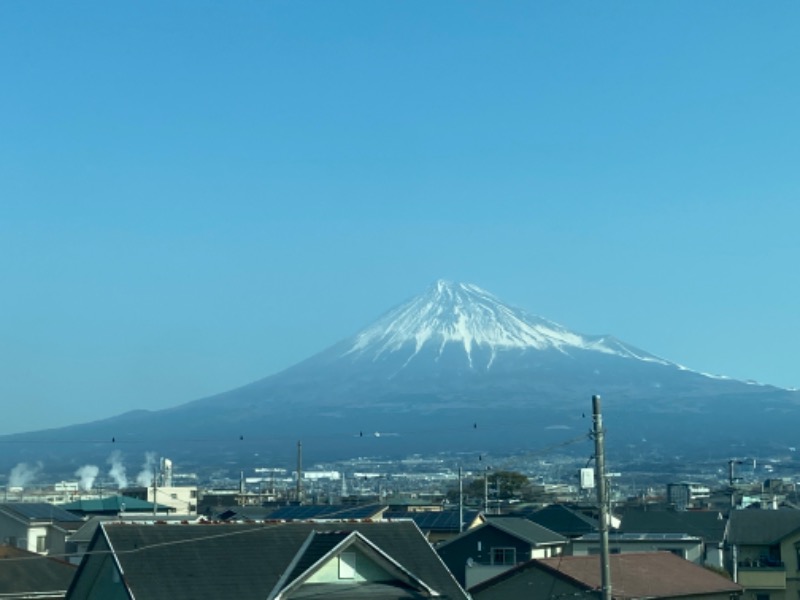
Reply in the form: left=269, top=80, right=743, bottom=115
left=447, top=470, right=533, bottom=505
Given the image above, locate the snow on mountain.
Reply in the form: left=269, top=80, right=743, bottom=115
left=345, top=280, right=673, bottom=369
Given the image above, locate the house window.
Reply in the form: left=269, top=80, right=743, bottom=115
left=490, top=547, right=516, bottom=566
left=756, top=594, right=770, bottom=600
left=338, top=552, right=356, bottom=579
left=36, top=535, right=46, bottom=553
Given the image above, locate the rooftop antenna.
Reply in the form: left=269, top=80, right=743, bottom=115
left=592, top=395, right=612, bottom=600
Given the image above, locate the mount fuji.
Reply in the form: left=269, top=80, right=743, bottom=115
left=4, top=280, right=799, bottom=473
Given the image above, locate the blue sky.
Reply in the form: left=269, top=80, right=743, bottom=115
left=1, top=2, right=798, bottom=434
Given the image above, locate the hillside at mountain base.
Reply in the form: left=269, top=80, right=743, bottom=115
left=2, top=280, right=798, bottom=474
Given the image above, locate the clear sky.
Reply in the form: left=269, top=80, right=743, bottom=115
left=1, top=2, right=798, bottom=435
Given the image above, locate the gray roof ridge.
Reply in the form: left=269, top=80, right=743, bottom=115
left=99, top=522, right=132, bottom=599
left=266, top=529, right=319, bottom=600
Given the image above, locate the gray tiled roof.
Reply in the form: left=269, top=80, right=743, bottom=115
left=728, top=508, right=800, bottom=545
left=471, top=552, right=742, bottom=599
left=619, top=509, right=728, bottom=543
left=524, top=504, right=599, bottom=537
left=1, top=502, right=84, bottom=523
left=485, top=517, right=567, bottom=545
left=539, top=552, right=742, bottom=597
left=68, top=516, right=111, bottom=544
left=0, top=545, right=77, bottom=596
left=78, top=520, right=468, bottom=599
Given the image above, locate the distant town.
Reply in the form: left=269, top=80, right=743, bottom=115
left=4, top=438, right=800, bottom=599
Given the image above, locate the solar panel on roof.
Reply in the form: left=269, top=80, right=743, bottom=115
left=267, top=504, right=383, bottom=521
left=5, top=503, right=83, bottom=522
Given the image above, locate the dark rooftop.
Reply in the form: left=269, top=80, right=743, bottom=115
left=264, top=503, right=386, bottom=521
left=1, top=502, right=84, bottom=523
left=74, top=520, right=468, bottom=599
left=472, top=552, right=742, bottom=599
left=619, top=508, right=728, bottom=543
left=0, top=545, right=77, bottom=596
left=728, top=508, right=800, bottom=545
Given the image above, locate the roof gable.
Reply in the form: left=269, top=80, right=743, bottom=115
left=272, top=531, right=440, bottom=599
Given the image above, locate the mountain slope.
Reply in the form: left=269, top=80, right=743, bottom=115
left=2, top=280, right=798, bottom=475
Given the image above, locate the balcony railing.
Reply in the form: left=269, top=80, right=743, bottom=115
left=738, top=559, right=784, bottom=569
left=737, top=561, right=786, bottom=590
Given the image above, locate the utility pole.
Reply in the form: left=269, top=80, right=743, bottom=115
left=483, top=467, right=490, bottom=514
left=592, top=395, right=612, bottom=600
left=296, top=441, right=303, bottom=504
left=458, top=467, right=464, bottom=533
left=728, top=459, right=743, bottom=509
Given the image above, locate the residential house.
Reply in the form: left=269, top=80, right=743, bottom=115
left=67, top=520, right=469, bottom=599
left=0, top=503, right=84, bottom=556
left=470, top=551, right=743, bottom=600
left=0, top=545, right=77, bottom=599
left=519, top=503, right=603, bottom=538
left=619, top=508, right=728, bottom=568
left=436, top=516, right=568, bottom=589
left=727, top=508, right=800, bottom=600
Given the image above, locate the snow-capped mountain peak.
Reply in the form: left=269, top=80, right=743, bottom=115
left=345, top=280, right=671, bottom=369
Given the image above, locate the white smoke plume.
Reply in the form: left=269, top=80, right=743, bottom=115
left=9, top=462, right=43, bottom=489
left=75, top=465, right=100, bottom=491
left=106, top=451, right=128, bottom=489
left=136, top=452, right=158, bottom=487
